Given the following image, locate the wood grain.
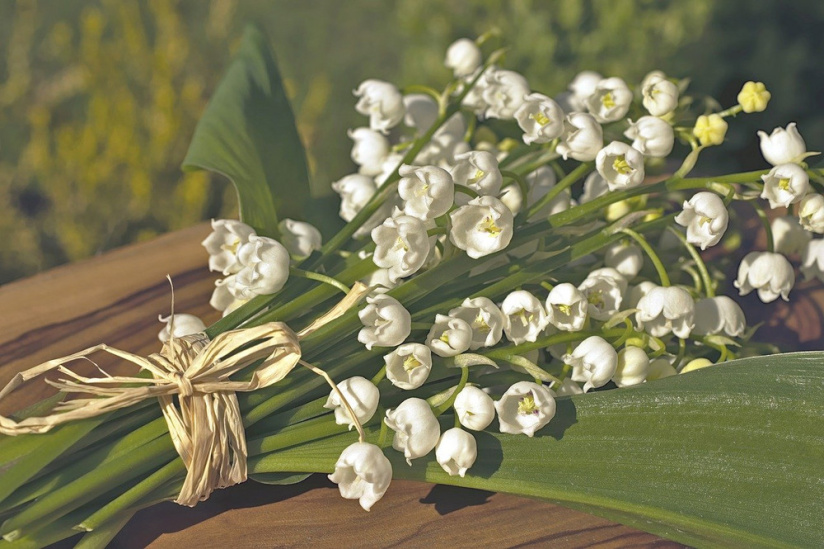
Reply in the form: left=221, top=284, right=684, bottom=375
left=15, top=222, right=812, bottom=548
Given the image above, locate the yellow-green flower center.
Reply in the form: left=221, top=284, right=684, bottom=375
left=518, top=394, right=540, bottom=415
left=394, top=236, right=409, bottom=252
left=602, top=91, right=616, bottom=109
left=588, top=290, right=604, bottom=307
left=530, top=111, right=551, bottom=126
left=468, top=168, right=485, bottom=185
left=699, top=215, right=713, bottom=226
left=556, top=304, right=572, bottom=316
left=778, top=178, right=791, bottom=191
left=612, top=155, right=632, bottom=175
left=439, top=332, right=451, bottom=344
left=403, top=355, right=421, bottom=372
left=479, top=215, right=502, bottom=236
left=473, top=312, right=491, bottom=333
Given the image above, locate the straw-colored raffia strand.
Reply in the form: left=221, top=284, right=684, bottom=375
left=0, top=282, right=370, bottom=507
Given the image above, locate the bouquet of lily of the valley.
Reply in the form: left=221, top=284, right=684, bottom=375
left=0, top=27, right=822, bottom=548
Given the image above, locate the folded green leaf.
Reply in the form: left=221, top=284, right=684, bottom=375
left=182, top=25, right=310, bottom=236
left=250, top=352, right=824, bottom=548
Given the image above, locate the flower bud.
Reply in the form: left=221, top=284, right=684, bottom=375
left=324, top=376, right=380, bottom=430
left=354, top=79, right=405, bottom=134
left=426, top=314, right=473, bottom=357
left=737, top=81, right=771, bottom=113
left=758, top=123, right=807, bottom=166
left=674, top=191, right=729, bottom=250
left=481, top=69, right=530, bottom=119
left=557, top=112, right=604, bottom=162
left=500, top=166, right=569, bottom=217
left=202, top=219, right=256, bottom=275
left=453, top=386, right=496, bottom=431
left=515, top=93, right=565, bottom=145
left=495, top=381, right=556, bottom=437
left=436, top=428, right=478, bottom=477
left=501, top=290, right=548, bottom=344
left=625, top=280, right=657, bottom=310
left=445, top=38, right=482, bottom=78
left=450, top=150, right=503, bottom=197
left=567, top=70, right=603, bottom=111
left=801, top=239, right=824, bottom=283
left=612, top=346, right=650, bottom=388
left=278, top=219, right=322, bottom=258
left=693, top=296, right=747, bottom=337
left=693, top=114, right=728, bottom=147
left=371, top=213, right=430, bottom=282
left=642, top=74, right=679, bottom=117
left=328, top=442, right=392, bottom=511
left=361, top=268, right=399, bottom=295
left=234, top=236, right=291, bottom=299
left=681, top=358, right=714, bottom=373
left=580, top=172, right=609, bottom=203
left=772, top=215, right=812, bottom=256
left=158, top=313, right=206, bottom=343
left=760, top=163, right=810, bottom=209
left=734, top=251, right=795, bottom=303
left=385, top=343, right=433, bottom=390
left=624, top=116, right=675, bottom=158
left=646, top=357, right=677, bottom=381
left=398, top=165, right=455, bottom=220
left=604, top=241, right=644, bottom=279
left=358, top=294, right=412, bottom=349
left=403, top=93, right=438, bottom=133
left=564, top=336, right=618, bottom=392
left=586, top=77, right=632, bottom=123
left=636, top=285, right=695, bottom=339
left=799, top=194, right=824, bottom=234
left=385, top=398, right=441, bottom=464
left=448, top=296, right=505, bottom=350
left=449, top=196, right=514, bottom=259
left=332, top=174, right=378, bottom=222
left=546, top=283, right=588, bottom=332
left=595, top=142, right=645, bottom=191
left=553, top=378, right=584, bottom=396
left=348, top=128, right=391, bottom=176
left=578, top=268, right=628, bottom=321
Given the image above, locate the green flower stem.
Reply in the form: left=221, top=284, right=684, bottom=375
left=498, top=143, right=540, bottom=168
left=501, top=170, right=530, bottom=202
left=668, top=227, right=714, bottom=297
left=620, top=227, right=671, bottom=286
left=454, top=183, right=479, bottom=198
left=433, top=367, right=469, bottom=416
left=527, top=162, right=591, bottom=219
left=748, top=200, right=775, bottom=253
left=289, top=267, right=351, bottom=295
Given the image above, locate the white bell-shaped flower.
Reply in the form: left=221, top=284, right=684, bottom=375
left=760, top=163, right=810, bottom=209
left=799, top=194, right=824, bottom=234
left=580, top=172, right=609, bottom=204
left=234, top=236, right=291, bottom=299
left=758, top=123, right=808, bottom=166
left=772, top=215, right=812, bottom=255
left=445, top=38, right=482, bottom=78
left=500, top=166, right=569, bottom=218
left=553, top=378, right=584, bottom=396
left=453, top=386, right=496, bottom=431
left=635, top=285, right=695, bottom=339
left=358, top=294, right=412, bottom=349
left=564, top=336, right=618, bottom=392
left=641, top=73, right=679, bottom=116
left=448, top=296, right=505, bottom=350
left=354, top=79, right=405, bottom=134
left=495, top=381, right=556, bottom=437
left=278, top=219, right=322, bottom=258
left=158, top=313, right=206, bottom=343
left=426, top=314, right=473, bottom=357
left=595, top=141, right=645, bottom=191
left=403, top=94, right=438, bottom=133
left=450, top=150, right=503, bottom=197
left=324, top=376, right=380, bottom=430
left=674, top=191, right=729, bottom=250
left=734, top=251, right=795, bottom=302
left=328, top=442, right=392, bottom=511
left=436, top=428, right=477, bottom=477
left=384, top=343, right=433, bottom=390
left=578, top=268, right=628, bottom=321
left=586, top=77, right=632, bottom=123
left=566, top=70, right=603, bottom=112
left=348, top=128, right=391, bottom=176
left=604, top=241, right=644, bottom=279
left=202, top=219, right=256, bottom=275
left=557, top=112, right=604, bottom=161
left=371, top=213, right=430, bottom=282
left=546, top=283, right=588, bottom=332
left=612, top=346, right=650, bottom=388
left=647, top=356, right=677, bottom=381
left=514, top=93, right=565, bottom=144
left=624, top=116, right=674, bottom=158
left=398, top=164, right=455, bottom=220
left=385, top=398, right=441, bottom=465
left=501, top=290, right=549, bottom=344
left=210, top=276, right=248, bottom=317
left=449, top=196, right=514, bottom=259
left=693, top=296, right=747, bottom=337
left=332, top=174, right=378, bottom=222
left=481, top=69, right=530, bottom=120
left=361, top=268, right=399, bottom=295
left=625, top=280, right=657, bottom=310
left=801, top=239, right=824, bottom=282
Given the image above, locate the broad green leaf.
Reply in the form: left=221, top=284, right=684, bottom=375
left=182, top=25, right=310, bottom=236
left=249, top=352, right=824, bottom=548
left=250, top=472, right=311, bottom=486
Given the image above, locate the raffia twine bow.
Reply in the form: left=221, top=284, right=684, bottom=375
left=0, top=282, right=369, bottom=506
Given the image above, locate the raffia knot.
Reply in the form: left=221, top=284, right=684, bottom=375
left=172, top=371, right=195, bottom=398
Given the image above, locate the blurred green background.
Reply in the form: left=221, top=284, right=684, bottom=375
left=1, top=0, right=822, bottom=283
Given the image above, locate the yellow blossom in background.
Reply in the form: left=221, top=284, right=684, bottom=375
left=693, top=114, right=728, bottom=147
left=737, top=81, right=771, bottom=113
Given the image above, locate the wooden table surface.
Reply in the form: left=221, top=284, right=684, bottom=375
left=1, top=223, right=820, bottom=548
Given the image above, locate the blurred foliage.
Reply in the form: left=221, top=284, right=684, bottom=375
left=0, top=0, right=822, bottom=283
